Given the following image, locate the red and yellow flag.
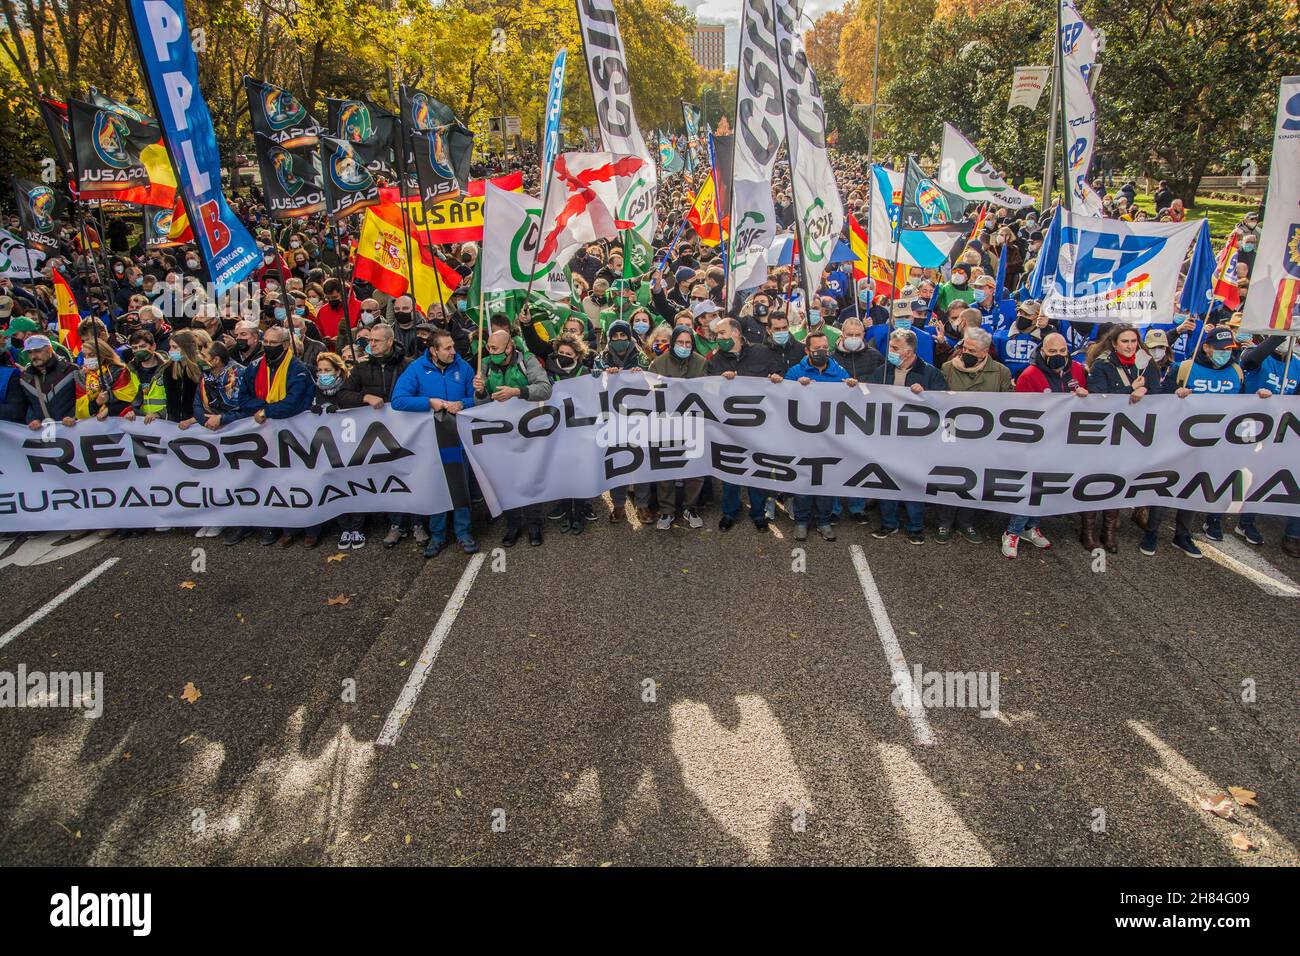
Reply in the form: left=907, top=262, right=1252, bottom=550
left=686, top=175, right=721, bottom=246
left=1269, top=278, right=1300, bottom=332
left=849, top=213, right=907, bottom=298
left=53, top=268, right=82, bottom=354
left=354, top=203, right=463, bottom=313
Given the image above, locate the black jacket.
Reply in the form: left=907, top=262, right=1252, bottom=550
left=865, top=355, right=947, bottom=391
left=339, top=348, right=412, bottom=406
left=706, top=343, right=786, bottom=378
left=833, top=343, right=886, bottom=379
left=1086, top=354, right=1160, bottom=395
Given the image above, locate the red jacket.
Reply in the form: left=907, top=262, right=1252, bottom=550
left=1016, top=360, right=1087, bottom=394
left=314, top=292, right=362, bottom=339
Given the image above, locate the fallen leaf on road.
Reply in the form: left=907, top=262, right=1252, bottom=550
left=405, top=833, right=412, bottom=846
left=455, top=788, right=462, bottom=798
left=326, top=553, right=346, bottom=563
left=1197, top=792, right=1235, bottom=819
left=1014, top=763, right=1024, bottom=772
left=180, top=682, right=202, bottom=704
left=179, top=581, right=196, bottom=590
left=326, top=594, right=349, bottom=606
left=1230, top=832, right=1257, bottom=852
left=1228, top=786, right=1258, bottom=807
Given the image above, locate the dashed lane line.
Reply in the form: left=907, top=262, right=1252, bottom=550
left=0, top=557, right=121, bottom=652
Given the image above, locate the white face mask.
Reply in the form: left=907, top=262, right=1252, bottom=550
left=84, top=357, right=99, bottom=370
left=841, top=336, right=864, bottom=352
left=360, top=311, right=377, bottom=326
left=1149, top=347, right=1167, bottom=362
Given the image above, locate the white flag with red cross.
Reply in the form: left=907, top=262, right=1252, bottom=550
left=536, top=151, right=645, bottom=267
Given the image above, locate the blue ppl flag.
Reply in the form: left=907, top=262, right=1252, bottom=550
left=125, top=0, right=259, bottom=296
left=1178, top=219, right=1218, bottom=317
left=994, top=242, right=1008, bottom=302
left=541, top=49, right=566, bottom=187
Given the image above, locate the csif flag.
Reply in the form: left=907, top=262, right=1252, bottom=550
left=319, top=135, right=380, bottom=220
left=253, top=133, right=324, bottom=219
left=937, top=123, right=1036, bottom=209
left=243, top=76, right=323, bottom=149
left=12, top=176, right=69, bottom=249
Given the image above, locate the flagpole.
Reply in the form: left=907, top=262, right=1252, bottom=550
left=1056, top=0, right=1072, bottom=214
left=707, top=132, right=728, bottom=299
left=1041, top=13, right=1061, bottom=212
left=407, top=125, right=451, bottom=322
left=865, top=0, right=883, bottom=172
left=767, top=0, right=810, bottom=312
left=393, top=89, right=418, bottom=294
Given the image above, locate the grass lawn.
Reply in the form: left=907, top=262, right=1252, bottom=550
left=1014, top=182, right=1257, bottom=241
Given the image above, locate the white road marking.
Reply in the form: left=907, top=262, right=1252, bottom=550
left=1198, top=536, right=1300, bottom=598
left=849, top=544, right=936, bottom=747
left=0, top=530, right=110, bottom=569
left=0, top=557, right=120, bottom=652
left=376, top=552, right=486, bottom=747
left=877, top=742, right=992, bottom=865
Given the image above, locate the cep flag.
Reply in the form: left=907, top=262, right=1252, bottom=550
left=12, top=176, right=69, bottom=249
left=320, top=135, right=380, bottom=220
left=327, top=98, right=398, bottom=180
left=126, top=0, right=260, bottom=295
left=244, top=76, right=323, bottom=149
left=68, top=98, right=175, bottom=207
left=253, top=133, right=324, bottom=220
left=409, top=125, right=474, bottom=205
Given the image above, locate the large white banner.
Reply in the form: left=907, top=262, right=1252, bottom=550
left=457, top=374, right=1300, bottom=519
left=574, top=0, right=657, bottom=243
left=1008, top=66, right=1050, bottom=112
left=1059, top=0, right=1103, bottom=216
left=482, top=182, right=546, bottom=292
left=1041, top=211, right=1202, bottom=324
left=938, top=123, right=1036, bottom=209
left=728, top=0, right=783, bottom=299
left=772, top=0, right=843, bottom=305
left=0, top=409, right=452, bottom=532
left=1241, top=75, right=1300, bottom=336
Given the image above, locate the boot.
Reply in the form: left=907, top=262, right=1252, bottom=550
left=1101, top=510, right=1120, bottom=554
left=1079, top=512, right=1100, bottom=552
left=1131, top=506, right=1149, bottom=531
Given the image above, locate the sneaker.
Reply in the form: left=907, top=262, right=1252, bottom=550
left=259, top=528, right=279, bottom=546
left=853, top=510, right=872, bottom=525
left=423, top=538, right=448, bottom=559
left=872, top=526, right=898, bottom=539
left=223, top=527, right=253, bottom=546
left=935, top=526, right=951, bottom=543
left=718, top=516, right=735, bottom=531
left=528, top=527, right=543, bottom=547
left=382, top=524, right=405, bottom=548
left=548, top=503, right=567, bottom=520
left=1234, top=523, right=1264, bottom=546
left=816, top=523, right=836, bottom=542
left=656, top=513, right=674, bottom=531
left=412, top=525, right=431, bottom=545
left=351, top=532, right=366, bottom=550
left=1202, top=518, right=1224, bottom=542
left=906, top=530, right=925, bottom=545
left=336, top=531, right=353, bottom=550
left=1173, top=533, right=1203, bottom=558
left=581, top=502, right=597, bottom=522
left=959, top=526, right=982, bottom=544
left=683, top=508, right=704, bottom=530
left=1139, top=530, right=1158, bottom=556
left=569, top=517, right=585, bottom=536
left=458, top=537, right=480, bottom=555
left=1001, top=532, right=1019, bottom=559
left=752, top=518, right=769, bottom=532
left=1024, top=528, right=1052, bottom=550
left=794, top=524, right=808, bottom=542
left=635, top=507, right=655, bottom=525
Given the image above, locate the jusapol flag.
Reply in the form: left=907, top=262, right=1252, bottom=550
left=536, top=152, right=645, bottom=266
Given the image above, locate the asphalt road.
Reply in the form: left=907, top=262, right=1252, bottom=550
left=0, top=495, right=1296, bottom=866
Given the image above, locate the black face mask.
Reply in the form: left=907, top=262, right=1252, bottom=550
left=753, top=304, right=769, bottom=319
left=959, top=352, right=980, bottom=368
left=263, top=344, right=287, bottom=365
left=394, top=311, right=413, bottom=325
left=810, top=348, right=829, bottom=367
left=555, top=354, right=577, bottom=372
left=1015, top=317, right=1033, bottom=332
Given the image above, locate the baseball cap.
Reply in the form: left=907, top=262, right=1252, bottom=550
left=892, top=299, right=913, bottom=318
left=1205, top=325, right=1235, bottom=349
left=3, top=315, right=40, bottom=334
left=1017, top=300, right=1041, bottom=316
left=1143, top=329, right=1169, bottom=348
left=674, top=266, right=695, bottom=284
left=690, top=299, right=721, bottom=319
left=0, top=295, right=12, bottom=319
left=22, top=333, right=52, bottom=351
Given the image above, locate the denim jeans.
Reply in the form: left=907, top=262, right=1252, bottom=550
left=1286, top=516, right=1300, bottom=538
left=1006, top=515, right=1039, bottom=535
left=429, top=506, right=473, bottom=545
left=721, top=483, right=765, bottom=521
left=880, top=500, right=925, bottom=532
left=845, top=497, right=869, bottom=515
left=793, top=494, right=834, bottom=527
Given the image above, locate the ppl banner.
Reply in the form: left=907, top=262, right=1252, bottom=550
left=125, top=0, right=260, bottom=296
left=0, top=409, right=452, bottom=532
left=457, top=373, right=1300, bottom=519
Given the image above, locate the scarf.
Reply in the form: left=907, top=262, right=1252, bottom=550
left=958, top=353, right=989, bottom=375
left=254, top=350, right=291, bottom=403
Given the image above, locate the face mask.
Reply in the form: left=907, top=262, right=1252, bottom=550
left=1210, top=349, right=1232, bottom=368
left=455, top=300, right=467, bottom=312
left=810, top=348, right=829, bottom=366
left=1235, top=332, right=1252, bottom=344
left=951, top=275, right=968, bottom=287
left=1015, top=317, right=1033, bottom=331
left=318, top=372, right=339, bottom=388
left=673, top=344, right=693, bottom=359
left=972, top=290, right=987, bottom=304
left=1149, top=347, right=1168, bottom=363
left=113, top=265, right=125, bottom=275
left=167, top=350, right=183, bottom=362
left=84, top=357, right=99, bottom=370
left=274, top=307, right=287, bottom=322
left=289, top=241, right=302, bottom=249
left=895, top=318, right=912, bottom=332
left=360, top=311, right=377, bottom=326
left=808, top=310, right=822, bottom=326
left=712, top=337, right=733, bottom=353
left=858, top=289, right=871, bottom=304
left=263, top=344, right=286, bottom=364
left=887, top=351, right=902, bottom=367
left=186, top=258, right=199, bottom=269
left=555, top=355, right=577, bottom=372
left=633, top=320, right=650, bottom=335
left=960, top=352, right=980, bottom=368
left=772, top=330, right=790, bottom=345
left=1242, top=242, right=1256, bottom=252
left=133, top=276, right=144, bottom=288
left=842, top=336, right=864, bottom=352
left=1044, top=354, right=1068, bottom=371
left=489, top=351, right=510, bottom=366
left=133, top=348, right=152, bottom=362
left=753, top=304, right=769, bottom=319
left=460, top=254, right=473, bottom=265
left=263, top=254, right=275, bottom=265
left=395, top=311, right=413, bottom=324
left=610, top=339, right=632, bottom=355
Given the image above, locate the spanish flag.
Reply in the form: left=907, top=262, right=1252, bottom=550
left=53, top=268, right=82, bottom=355
left=686, top=174, right=721, bottom=246
left=1269, top=278, right=1299, bottom=332
left=849, top=213, right=907, bottom=298
left=354, top=203, right=463, bottom=313
left=167, top=196, right=194, bottom=244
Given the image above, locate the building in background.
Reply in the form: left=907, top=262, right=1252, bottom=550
left=690, top=23, right=726, bottom=71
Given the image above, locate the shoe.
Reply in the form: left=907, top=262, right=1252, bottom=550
left=154, top=527, right=172, bottom=533
left=1024, top=528, right=1052, bottom=550
left=1172, top=533, right=1203, bottom=558
left=1131, top=507, right=1149, bottom=531
left=224, top=527, right=253, bottom=546
left=794, top=524, right=808, bottom=542
left=259, top=528, right=279, bottom=546
left=610, top=505, right=626, bottom=524
left=753, top=518, right=769, bottom=532
left=558, top=517, right=573, bottom=534
left=656, top=513, right=674, bottom=531
left=816, top=523, right=836, bottom=542
left=1101, top=511, right=1119, bottom=554
left=351, top=532, right=366, bottom=550
left=194, top=527, right=208, bottom=538
left=1283, top=536, right=1300, bottom=558
left=1001, top=532, right=1019, bottom=559
left=1202, top=518, right=1224, bottom=542
left=683, top=508, right=703, bottom=530
left=581, top=502, right=597, bottom=522
left=935, top=526, right=951, bottom=543
left=1234, top=523, right=1264, bottom=546
left=959, top=526, right=981, bottom=544
left=872, top=526, right=898, bottom=539
left=412, top=525, right=431, bottom=545
left=303, top=534, right=320, bottom=549
left=382, top=524, right=405, bottom=548
left=458, top=537, right=480, bottom=555
left=528, top=527, right=543, bottom=547
left=337, top=531, right=353, bottom=550
left=635, top=507, right=655, bottom=525
left=1079, top=513, right=1100, bottom=551
left=1139, top=530, right=1158, bottom=556
left=423, top=538, right=448, bottom=559
left=719, top=516, right=735, bottom=532
left=906, top=530, right=925, bottom=545
left=548, top=503, right=568, bottom=520
left=853, top=510, right=872, bottom=525
left=764, top=499, right=777, bottom=521
left=502, top=527, right=521, bottom=547
left=278, top=532, right=295, bottom=548
left=569, top=516, right=585, bottom=536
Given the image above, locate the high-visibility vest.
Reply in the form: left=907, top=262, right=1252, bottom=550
left=140, top=373, right=168, bottom=415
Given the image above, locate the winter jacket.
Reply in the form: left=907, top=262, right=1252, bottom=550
left=392, top=351, right=479, bottom=467
left=1086, top=353, right=1162, bottom=395
left=942, top=356, right=1015, bottom=392
left=338, top=348, right=411, bottom=407
left=865, top=355, right=948, bottom=391
left=1015, top=357, right=1087, bottom=393
left=706, top=342, right=786, bottom=378
left=226, top=354, right=315, bottom=424
left=832, top=343, right=885, bottom=379
left=20, top=355, right=79, bottom=423
left=648, top=349, right=709, bottom=378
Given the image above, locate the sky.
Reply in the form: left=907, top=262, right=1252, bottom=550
left=677, top=0, right=854, bottom=68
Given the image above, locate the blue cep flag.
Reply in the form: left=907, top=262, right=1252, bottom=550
left=125, top=0, right=259, bottom=296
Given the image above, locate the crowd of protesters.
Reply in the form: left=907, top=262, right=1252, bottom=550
left=2, top=146, right=1296, bottom=560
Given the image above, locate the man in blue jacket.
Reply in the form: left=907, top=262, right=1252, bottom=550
left=392, top=328, right=479, bottom=558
